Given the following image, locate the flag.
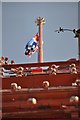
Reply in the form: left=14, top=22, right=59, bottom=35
left=25, top=33, right=39, bottom=57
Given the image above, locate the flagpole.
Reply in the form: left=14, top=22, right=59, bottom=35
left=35, top=17, right=45, bottom=63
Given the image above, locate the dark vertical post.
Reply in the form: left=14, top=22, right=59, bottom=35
left=78, top=36, right=80, bottom=60
left=78, top=2, right=80, bottom=60
left=75, top=29, right=80, bottom=60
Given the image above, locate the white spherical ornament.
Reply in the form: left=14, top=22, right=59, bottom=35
left=11, top=83, right=18, bottom=90
left=17, top=86, right=21, bottom=90
left=76, top=79, right=80, bottom=86
left=28, top=98, right=37, bottom=104
left=43, top=81, right=49, bottom=89
left=32, top=98, right=37, bottom=104
left=71, top=67, right=77, bottom=74
left=70, top=96, right=79, bottom=103
left=72, top=82, right=77, bottom=86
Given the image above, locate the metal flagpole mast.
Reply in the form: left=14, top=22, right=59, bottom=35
left=35, top=17, right=45, bottom=63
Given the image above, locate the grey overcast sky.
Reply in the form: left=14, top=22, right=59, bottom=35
left=2, top=2, right=79, bottom=63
